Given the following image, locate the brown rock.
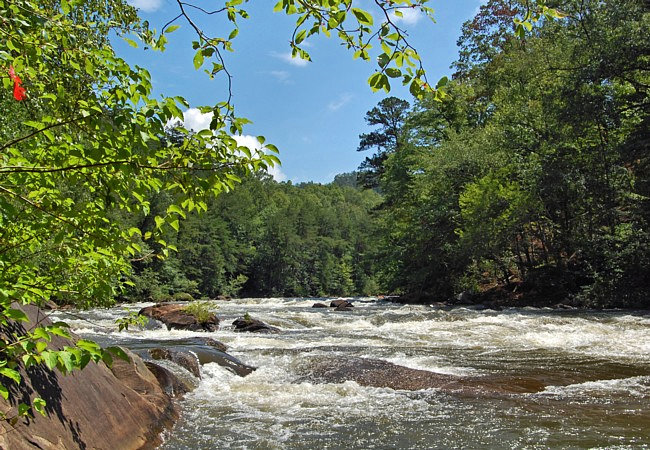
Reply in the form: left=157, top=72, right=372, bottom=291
left=0, top=305, right=177, bottom=450
left=144, top=361, right=192, bottom=397
left=300, top=356, right=547, bottom=395
left=232, top=316, right=280, bottom=333
left=139, top=303, right=219, bottom=332
left=312, top=302, right=328, bottom=308
left=330, top=299, right=354, bottom=308
left=149, top=348, right=202, bottom=379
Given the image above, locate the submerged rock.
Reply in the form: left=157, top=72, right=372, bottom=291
left=174, top=336, right=229, bottom=353
left=312, top=302, right=328, bottom=308
left=139, top=303, right=219, bottom=332
left=298, top=356, right=547, bottom=395
left=149, top=348, right=202, bottom=379
left=232, top=316, right=280, bottom=333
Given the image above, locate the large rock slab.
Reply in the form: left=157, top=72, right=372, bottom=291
left=299, top=356, right=547, bottom=395
left=139, top=303, right=219, bottom=332
left=0, top=305, right=177, bottom=450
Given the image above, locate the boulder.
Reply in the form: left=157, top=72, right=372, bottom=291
left=139, top=303, right=219, bottom=332
left=142, top=338, right=254, bottom=377
left=0, top=305, right=177, bottom=449
left=194, top=349, right=257, bottom=377
left=232, top=316, right=280, bottom=334
left=312, top=302, right=328, bottom=308
left=330, top=299, right=354, bottom=308
left=144, top=361, right=192, bottom=397
left=149, top=348, right=202, bottom=379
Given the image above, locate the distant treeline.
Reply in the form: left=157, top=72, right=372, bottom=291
left=122, top=173, right=382, bottom=300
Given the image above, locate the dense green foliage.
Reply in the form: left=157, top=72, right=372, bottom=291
left=369, top=0, right=649, bottom=308
left=124, top=173, right=381, bottom=299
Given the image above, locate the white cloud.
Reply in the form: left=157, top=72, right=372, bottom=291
left=328, top=93, right=353, bottom=111
left=269, top=70, right=292, bottom=84
left=180, top=109, right=286, bottom=182
left=270, top=51, right=310, bottom=67
left=391, top=8, right=423, bottom=25
left=183, top=108, right=213, bottom=132
left=233, top=135, right=287, bottom=182
left=128, top=0, right=163, bottom=12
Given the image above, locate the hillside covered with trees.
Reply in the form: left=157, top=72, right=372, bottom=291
left=361, top=0, right=649, bottom=308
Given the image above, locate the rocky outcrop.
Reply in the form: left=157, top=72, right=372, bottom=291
left=330, top=299, right=354, bottom=308
left=149, top=348, right=202, bottom=379
left=299, top=356, right=547, bottom=395
left=232, top=316, right=280, bottom=334
left=139, top=303, right=219, bottom=332
left=0, top=305, right=177, bottom=450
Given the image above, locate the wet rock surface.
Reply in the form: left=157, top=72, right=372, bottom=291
left=139, top=303, right=219, bottom=332
left=298, top=356, right=548, bottom=395
left=144, top=361, right=193, bottom=397
left=0, top=305, right=177, bottom=450
left=232, top=316, right=280, bottom=333
left=330, top=299, right=354, bottom=308
left=149, top=348, right=202, bottom=379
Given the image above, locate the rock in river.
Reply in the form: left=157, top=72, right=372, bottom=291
left=232, top=316, right=280, bottom=333
left=139, top=303, right=219, bottom=332
left=149, top=348, right=202, bottom=379
left=330, top=299, right=354, bottom=308
left=299, top=356, right=547, bottom=395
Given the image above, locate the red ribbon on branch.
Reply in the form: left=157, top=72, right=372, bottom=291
left=8, top=66, right=27, bottom=101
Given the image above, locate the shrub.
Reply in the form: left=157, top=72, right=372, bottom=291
left=182, top=301, right=217, bottom=324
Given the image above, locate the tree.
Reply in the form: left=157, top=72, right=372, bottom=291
left=357, top=97, right=410, bottom=188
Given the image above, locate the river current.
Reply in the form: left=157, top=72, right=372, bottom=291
left=54, top=298, right=650, bottom=449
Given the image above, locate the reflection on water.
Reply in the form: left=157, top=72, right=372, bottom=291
left=55, top=298, right=650, bottom=449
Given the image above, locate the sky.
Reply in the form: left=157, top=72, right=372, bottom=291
left=120, top=0, right=484, bottom=183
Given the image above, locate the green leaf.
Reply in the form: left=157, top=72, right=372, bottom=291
left=5, top=308, right=28, bottom=322
left=41, top=351, right=58, bottom=370
left=123, top=37, right=138, bottom=48
left=167, top=204, right=187, bottom=219
left=164, top=25, right=180, bottom=33
left=0, top=385, right=8, bottom=400
left=33, top=398, right=47, bottom=417
left=0, top=367, right=21, bottom=384
left=193, top=51, right=204, bottom=70
left=106, top=346, right=130, bottom=362
left=352, top=8, right=373, bottom=26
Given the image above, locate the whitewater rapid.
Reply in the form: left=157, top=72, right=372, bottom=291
left=55, top=298, right=650, bottom=448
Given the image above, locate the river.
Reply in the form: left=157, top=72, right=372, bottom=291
left=54, top=298, right=650, bottom=449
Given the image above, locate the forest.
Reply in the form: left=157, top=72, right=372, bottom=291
left=124, top=0, right=649, bottom=309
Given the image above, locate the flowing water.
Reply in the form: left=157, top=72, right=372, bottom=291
left=54, top=298, right=650, bottom=449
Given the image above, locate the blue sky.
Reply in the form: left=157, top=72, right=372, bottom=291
left=121, top=0, right=484, bottom=183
